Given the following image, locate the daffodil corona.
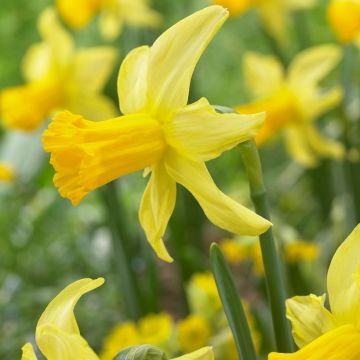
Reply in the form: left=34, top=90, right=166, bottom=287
left=0, top=8, right=117, bottom=131
left=237, top=46, right=344, bottom=167
left=43, top=6, right=271, bottom=262
left=269, top=224, right=360, bottom=359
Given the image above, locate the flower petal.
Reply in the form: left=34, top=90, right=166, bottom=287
left=99, top=6, right=124, bottom=40
left=164, top=98, right=265, bottom=161
left=37, top=278, right=104, bottom=335
left=22, top=43, right=52, bottom=82
left=164, top=151, right=271, bottom=236
left=288, top=45, right=341, bottom=90
left=71, top=47, right=117, bottom=93
left=36, top=324, right=99, bottom=360
left=139, top=162, right=176, bottom=262
left=286, top=294, right=337, bottom=348
left=268, top=324, right=360, bottom=360
left=327, top=224, right=360, bottom=327
left=118, top=46, right=150, bottom=115
left=21, top=343, right=38, bottom=360
left=172, top=347, right=214, bottom=360
left=243, top=52, right=284, bottom=98
left=147, top=6, right=228, bottom=116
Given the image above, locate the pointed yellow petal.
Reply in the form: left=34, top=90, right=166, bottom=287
left=22, top=43, right=52, bottom=82
left=139, top=162, right=176, bottom=262
left=172, top=347, right=214, bottom=360
left=243, top=52, right=284, bottom=98
left=268, top=324, right=360, bottom=360
left=165, top=97, right=265, bottom=161
left=164, top=151, right=271, bottom=236
left=327, top=224, right=360, bottom=327
left=37, top=278, right=104, bottom=335
left=21, top=343, right=38, bottom=360
left=288, top=45, right=341, bottom=89
left=147, top=6, right=228, bottom=116
left=43, top=111, right=166, bottom=205
left=99, top=7, right=124, bottom=40
left=118, top=46, right=150, bottom=115
left=71, top=47, right=117, bottom=93
left=286, top=294, right=337, bottom=348
left=36, top=324, right=99, bottom=360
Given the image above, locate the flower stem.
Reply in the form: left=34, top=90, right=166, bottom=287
left=101, top=181, right=142, bottom=321
left=239, top=140, right=294, bottom=353
left=210, top=243, right=257, bottom=360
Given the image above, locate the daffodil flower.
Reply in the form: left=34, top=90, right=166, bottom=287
left=213, top=0, right=317, bottom=43
left=328, top=0, right=360, bottom=46
left=0, top=7, right=117, bottom=131
left=237, top=46, right=344, bottom=167
left=21, top=278, right=215, bottom=360
left=0, top=162, right=15, bottom=182
left=57, top=0, right=161, bottom=41
left=269, top=224, right=360, bottom=359
left=43, top=6, right=271, bottom=262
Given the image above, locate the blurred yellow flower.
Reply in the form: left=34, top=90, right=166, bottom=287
left=57, top=0, right=161, bottom=40
left=100, top=322, right=140, bottom=360
left=43, top=6, right=271, bottom=262
left=0, top=162, right=15, bottom=182
left=177, top=315, right=212, bottom=353
left=327, top=0, right=360, bottom=45
left=237, top=45, right=344, bottom=167
left=21, top=278, right=104, bottom=359
left=213, top=0, right=316, bottom=42
left=269, top=224, right=360, bottom=359
left=0, top=7, right=117, bottom=131
left=284, top=240, right=319, bottom=263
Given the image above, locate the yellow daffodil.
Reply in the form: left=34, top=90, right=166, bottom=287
left=0, top=162, right=15, bottom=182
left=237, top=46, right=344, bottom=167
left=327, top=0, right=360, bottom=45
left=21, top=278, right=104, bottom=359
left=213, top=0, right=316, bottom=42
left=0, top=7, right=117, bottom=131
left=43, top=6, right=271, bottom=262
left=57, top=0, right=161, bottom=40
left=269, top=224, right=360, bottom=359
left=284, top=240, right=319, bottom=263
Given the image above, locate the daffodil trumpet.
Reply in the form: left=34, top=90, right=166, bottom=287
left=43, top=6, right=271, bottom=262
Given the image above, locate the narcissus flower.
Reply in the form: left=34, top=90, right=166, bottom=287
left=57, top=0, right=161, bottom=40
left=0, top=7, right=117, bottom=131
left=327, top=0, right=360, bottom=45
left=213, top=0, right=316, bottom=42
left=0, top=162, right=15, bottom=182
left=269, top=224, right=360, bottom=359
left=43, top=6, right=271, bottom=262
left=237, top=45, right=344, bottom=167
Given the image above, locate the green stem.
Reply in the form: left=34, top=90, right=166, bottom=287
left=210, top=244, right=258, bottom=360
left=293, top=10, right=311, bottom=50
left=101, top=181, right=142, bottom=321
left=239, top=140, right=294, bottom=353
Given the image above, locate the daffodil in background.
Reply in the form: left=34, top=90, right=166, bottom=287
left=269, top=224, right=360, bottom=359
left=0, top=162, right=14, bottom=182
left=57, top=0, right=161, bottom=41
left=213, top=0, right=317, bottom=43
left=327, top=0, right=360, bottom=46
left=43, top=6, right=271, bottom=262
left=0, top=7, right=117, bottom=131
left=237, top=45, right=344, bottom=167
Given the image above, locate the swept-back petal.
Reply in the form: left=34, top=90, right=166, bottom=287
left=118, top=46, right=150, bottom=115
left=36, top=324, right=99, bottom=360
left=21, top=343, right=38, bottom=360
left=72, top=47, right=117, bottom=93
left=147, top=6, right=228, bottom=117
left=243, top=52, right=284, bottom=98
left=139, top=162, right=176, bottom=262
left=164, top=150, right=271, bottom=236
left=22, top=43, right=52, bottom=82
left=327, top=224, right=360, bottom=327
left=36, top=278, right=104, bottom=335
left=172, top=346, right=214, bottom=360
left=286, top=294, right=337, bottom=348
left=288, top=45, right=341, bottom=89
left=164, top=98, right=264, bottom=161
left=268, top=324, right=360, bottom=360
